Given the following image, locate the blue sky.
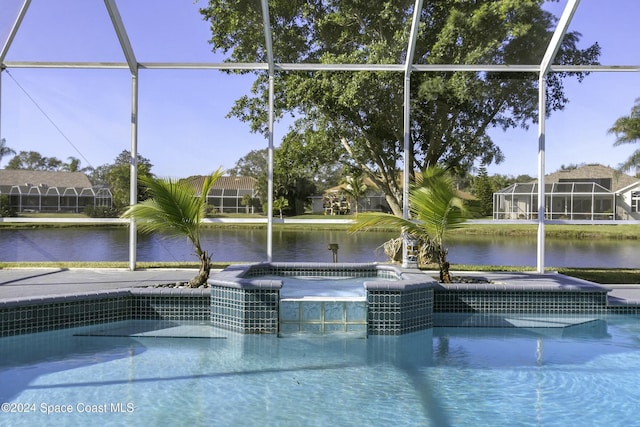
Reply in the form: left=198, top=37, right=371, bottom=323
left=0, top=0, right=638, bottom=179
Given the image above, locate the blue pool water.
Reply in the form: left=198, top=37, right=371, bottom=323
left=2, top=316, right=640, bottom=426
left=259, top=274, right=394, bottom=298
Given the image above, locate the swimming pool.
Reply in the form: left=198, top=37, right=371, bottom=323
left=209, top=262, right=435, bottom=335
left=2, top=315, right=640, bottom=426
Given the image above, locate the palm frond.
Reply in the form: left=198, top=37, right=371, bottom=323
left=199, top=169, right=225, bottom=211
left=618, top=150, right=640, bottom=173
left=122, top=169, right=224, bottom=245
left=350, top=165, right=466, bottom=282
left=410, top=180, right=467, bottom=238
left=351, top=165, right=468, bottom=250
left=348, top=212, right=412, bottom=233
left=609, top=98, right=640, bottom=145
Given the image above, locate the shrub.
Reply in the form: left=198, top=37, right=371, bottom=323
left=84, top=205, right=120, bottom=218
left=0, top=195, right=16, bottom=217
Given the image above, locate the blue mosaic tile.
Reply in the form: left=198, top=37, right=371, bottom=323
left=324, top=302, right=345, bottom=321
left=280, top=301, right=300, bottom=322
left=302, top=302, right=322, bottom=321
left=346, top=302, right=366, bottom=322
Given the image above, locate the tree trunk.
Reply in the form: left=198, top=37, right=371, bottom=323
left=188, top=249, right=211, bottom=288
left=385, top=193, right=403, bottom=217
left=438, top=248, right=452, bottom=283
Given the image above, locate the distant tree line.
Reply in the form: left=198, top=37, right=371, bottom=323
left=1, top=136, right=537, bottom=219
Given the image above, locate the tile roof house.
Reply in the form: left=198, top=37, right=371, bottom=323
left=493, top=164, right=640, bottom=220
left=311, top=174, right=475, bottom=215
left=311, top=177, right=391, bottom=215
left=0, top=169, right=111, bottom=213
left=183, top=175, right=260, bottom=214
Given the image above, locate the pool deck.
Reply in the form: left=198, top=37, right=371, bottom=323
left=0, top=267, right=639, bottom=307
left=0, top=268, right=199, bottom=301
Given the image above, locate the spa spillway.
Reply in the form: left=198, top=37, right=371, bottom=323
left=208, top=263, right=436, bottom=336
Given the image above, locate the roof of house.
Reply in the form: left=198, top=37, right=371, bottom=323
left=323, top=177, right=380, bottom=194
left=0, top=169, right=93, bottom=189
left=496, top=164, right=640, bottom=194
left=183, top=175, right=258, bottom=193
left=543, top=164, right=639, bottom=192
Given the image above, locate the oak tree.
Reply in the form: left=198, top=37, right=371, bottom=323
left=200, top=0, right=600, bottom=215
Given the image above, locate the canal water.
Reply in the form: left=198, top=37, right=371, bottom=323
left=0, top=227, right=638, bottom=268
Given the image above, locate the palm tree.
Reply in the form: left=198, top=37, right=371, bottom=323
left=341, top=174, right=367, bottom=215
left=121, top=169, right=224, bottom=288
left=63, top=156, right=94, bottom=174
left=349, top=166, right=468, bottom=282
left=608, top=98, right=640, bottom=173
left=0, top=138, right=16, bottom=167
left=241, top=193, right=253, bottom=214
left=273, top=196, right=289, bottom=219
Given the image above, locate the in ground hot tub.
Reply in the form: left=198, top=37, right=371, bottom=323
left=208, top=263, right=436, bottom=336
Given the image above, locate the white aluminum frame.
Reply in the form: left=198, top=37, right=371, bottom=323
left=1, top=0, right=638, bottom=272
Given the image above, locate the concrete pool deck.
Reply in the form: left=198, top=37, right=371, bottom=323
left=0, top=268, right=200, bottom=300
left=0, top=267, right=638, bottom=307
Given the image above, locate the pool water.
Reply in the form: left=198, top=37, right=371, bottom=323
left=254, top=274, right=397, bottom=298
left=2, top=316, right=640, bottom=426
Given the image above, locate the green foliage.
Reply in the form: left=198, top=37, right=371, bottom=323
left=0, top=195, right=16, bottom=217
left=273, top=196, right=289, bottom=219
left=121, top=169, right=224, bottom=287
left=473, top=165, right=494, bottom=217
left=341, top=173, right=367, bottom=215
left=0, top=138, right=16, bottom=167
left=205, top=205, right=218, bottom=217
left=231, top=140, right=327, bottom=215
left=350, top=166, right=468, bottom=281
left=63, top=156, right=93, bottom=174
left=228, top=148, right=268, bottom=178
left=608, top=97, right=640, bottom=172
left=4, top=150, right=93, bottom=175
left=240, top=193, right=254, bottom=214
left=6, top=151, right=63, bottom=170
left=200, top=0, right=600, bottom=216
left=240, top=194, right=253, bottom=205
left=272, top=137, right=319, bottom=215
left=83, top=205, right=119, bottom=218
left=92, top=150, right=154, bottom=209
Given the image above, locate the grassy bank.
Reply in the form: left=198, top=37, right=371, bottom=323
left=5, top=217, right=637, bottom=240
left=450, top=223, right=640, bottom=240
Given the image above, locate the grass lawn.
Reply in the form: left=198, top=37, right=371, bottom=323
left=4, top=213, right=638, bottom=238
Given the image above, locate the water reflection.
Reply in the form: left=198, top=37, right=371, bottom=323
left=446, top=235, right=639, bottom=268
left=0, top=227, right=638, bottom=268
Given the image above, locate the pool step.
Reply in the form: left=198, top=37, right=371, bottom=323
left=279, top=297, right=367, bottom=336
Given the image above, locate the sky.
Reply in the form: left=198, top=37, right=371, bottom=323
left=0, top=0, right=638, bottom=179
